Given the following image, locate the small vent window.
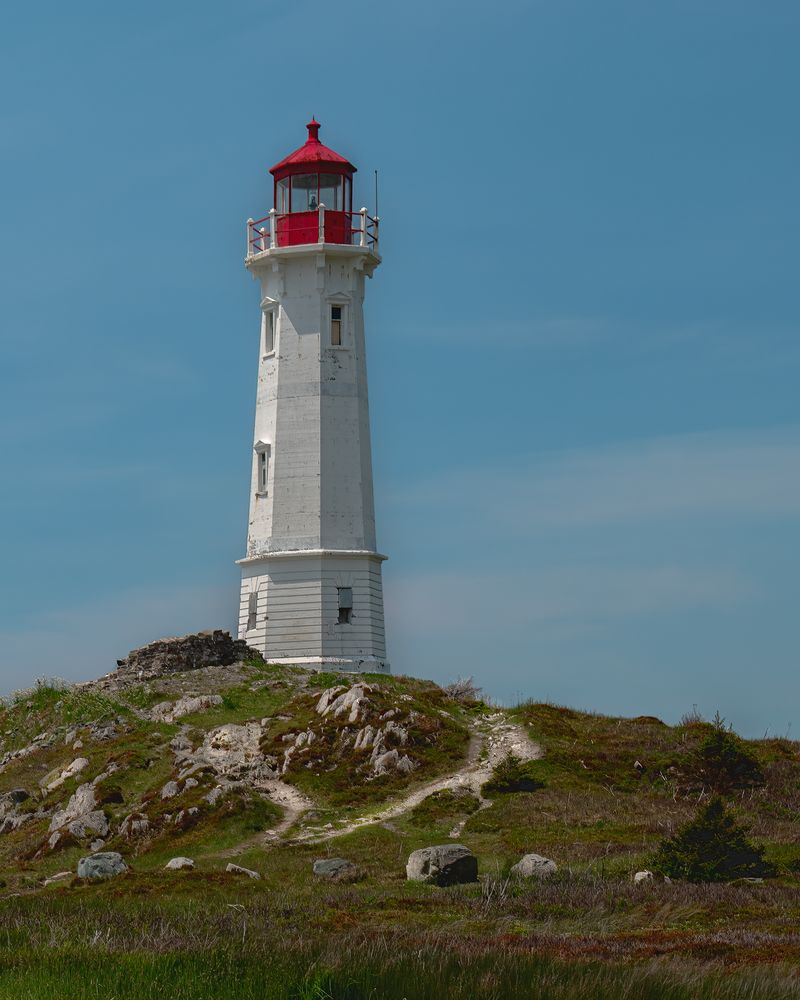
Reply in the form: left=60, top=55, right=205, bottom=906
left=330, top=305, right=342, bottom=346
left=337, top=586, right=353, bottom=625
left=255, top=444, right=271, bottom=495
left=263, top=311, right=275, bottom=354
left=247, top=592, right=258, bottom=632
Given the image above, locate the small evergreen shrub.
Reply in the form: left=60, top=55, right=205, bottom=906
left=482, top=753, right=544, bottom=795
left=653, top=796, right=774, bottom=882
left=690, top=713, right=764, bottom=793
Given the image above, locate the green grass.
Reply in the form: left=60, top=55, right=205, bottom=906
left=3, top=884, right=800, bottom=999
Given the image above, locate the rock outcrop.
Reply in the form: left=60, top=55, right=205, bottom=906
left=116, top=630, right=260, bottom=679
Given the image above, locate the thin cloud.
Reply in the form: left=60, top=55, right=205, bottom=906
left=385, top=565, right=752, bottom=638
left=394, top=427, right=800, bottom=529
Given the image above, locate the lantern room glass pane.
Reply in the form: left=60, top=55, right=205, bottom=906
left=291, top=174, right=318, bottom=212
left=319, top=174, right=343, bottom=211
left=277, top=178, right=289, bottom=214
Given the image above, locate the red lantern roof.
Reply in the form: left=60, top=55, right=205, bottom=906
left=270, top=119, right=357, bottom=178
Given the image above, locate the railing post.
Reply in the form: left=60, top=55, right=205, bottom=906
left=246, top=218, right=254, bottom=258
left=373, top=216, right=380, bottom=252
left=318, top=203, right=326, bottom=243
left=259, top=228, right=267, bottom=252
left=269, top=208, right=277, bottom=248
left=359, top=207, right=367, bottom=247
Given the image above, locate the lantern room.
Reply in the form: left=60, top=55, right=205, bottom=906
left=270, top=118, right=354, bottom=247
left=246, top=119, right=379, bottom=256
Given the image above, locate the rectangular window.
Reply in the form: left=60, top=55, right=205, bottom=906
left=258, top=450, right=269, bottom=494
left=337, top=586, right=353, bottom=625
left=330, top=305, right=342, bottom=346
left=263, top=311, right=275, bottom=354
left=277, top=178, right=289, bottom=214
left=247, top=591, right=257, bottom=632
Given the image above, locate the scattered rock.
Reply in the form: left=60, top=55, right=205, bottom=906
left=150, top=695, right=224, bottom=724
left=42, top=757, right=90, bottom=792
left=205, top=786, right=225, bottom=806
left=49, top=783, right=98, bottom=833
left=2, top=789, right=29, bottom=806
left=372, top=748, right=416, bottom=776
left=165, top=857, right=195, bottom=871
left=316, top=684, right=372, bottom=724
left=312, top=858, right=361, bottom=881
left=510, top=853, right=558, bottom=879
left=406, top=844, right=478, bottom=886
left=634, top=870, right=655, bottom=884
left=42, top=871, right=71, bottom=887
left=225, top=863, right=260, bottom=879
left=119, top=813, right=150, bottom=839
left=161, top=781, right=181, bottom=801
left=77, top=852, right=128, bottom=880
left=117, top=630, right=260, bottom=679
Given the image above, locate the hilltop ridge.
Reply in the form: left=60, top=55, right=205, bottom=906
left=3, top=634, right=800, bottom=998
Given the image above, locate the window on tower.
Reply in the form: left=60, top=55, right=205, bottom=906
left=330, top=305, right=342, bottom=346
left=319, top=174, right=343, bottom=211
left=255, top=443, right=271, bottom=495
left=291, top=174, right=318, bottom=213
left=337, top=587, right=353, bottom=625
left=277, top=177, right=289, bottom=214
left=263, top=310, right=275, bottom=355
left=247, top=591, right=258, bottom=632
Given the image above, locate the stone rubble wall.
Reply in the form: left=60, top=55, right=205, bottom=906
left=116, top=630, right=260, bottom=679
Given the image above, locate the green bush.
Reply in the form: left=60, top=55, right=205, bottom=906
left=653, top=796, right=774, bottom=882
left=691, top=714, right=764, bottom=793
left=482, top=753, right=544, bottom=795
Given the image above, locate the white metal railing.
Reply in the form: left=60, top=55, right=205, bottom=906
left=246, top=206, right=380, bottom=258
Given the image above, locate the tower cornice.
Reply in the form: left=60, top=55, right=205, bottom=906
left=245, top=242, right=381, bottom=275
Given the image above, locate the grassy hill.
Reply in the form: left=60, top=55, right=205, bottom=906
left=2, top=660, right=800, bottom=999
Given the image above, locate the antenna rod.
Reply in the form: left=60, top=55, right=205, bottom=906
left=374, top=169, right=379, bottom=218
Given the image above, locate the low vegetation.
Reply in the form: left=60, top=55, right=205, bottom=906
left=3, top=670, right=800, bottom=996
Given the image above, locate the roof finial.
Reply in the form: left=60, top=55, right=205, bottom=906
left=306, top=117, right=321, bottom=143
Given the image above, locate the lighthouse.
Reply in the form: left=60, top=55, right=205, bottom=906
left=236, top=120, right=389, bottom=673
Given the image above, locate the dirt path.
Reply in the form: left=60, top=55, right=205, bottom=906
left=213, top=710, right=541, bottom=857
left=290, top=711, right=541, bottom=845
left=213, top=778, right=314, bottom=859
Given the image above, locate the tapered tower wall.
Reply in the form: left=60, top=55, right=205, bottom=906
left=237, top=245, right=388, bottom=671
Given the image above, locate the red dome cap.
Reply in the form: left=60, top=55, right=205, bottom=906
left=270, top=119, right=356, bottom=177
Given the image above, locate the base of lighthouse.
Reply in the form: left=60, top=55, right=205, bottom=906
left=237, top=550, right=389, bottom=673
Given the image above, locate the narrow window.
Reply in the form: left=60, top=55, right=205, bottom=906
left=330, top=305, right=342, bottom=346
left=263, top=311, right=275, bottom=354
left=258, top=450, right=269, bottom=494
left=337, top=586, right=353, bottom=625
left=247, top=591, right=257, bottom=631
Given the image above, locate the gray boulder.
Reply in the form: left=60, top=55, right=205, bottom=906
left=406, top=844, right=478, bottom=886
left=77, top=852, right=128, bottom=880
left=225, top=863, right=260, bottom=880
left=510, top=853, right=557, bottom=878
left=313, top=858, right=359, bottom=880
left=165, top=857, right=195, bottom=871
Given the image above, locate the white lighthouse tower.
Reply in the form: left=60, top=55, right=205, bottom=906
left=237, top=119, right=389, bottom=673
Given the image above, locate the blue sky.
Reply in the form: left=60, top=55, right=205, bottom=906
left=1, top=1, right=798, bottom=736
